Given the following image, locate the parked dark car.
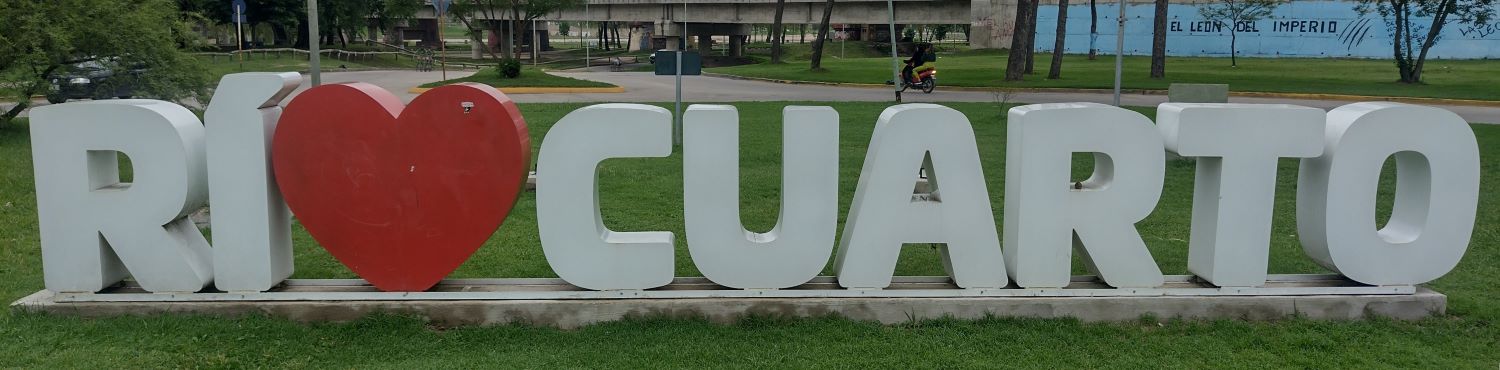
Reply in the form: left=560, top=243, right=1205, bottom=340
left=47, top=60, right=144, bottom=104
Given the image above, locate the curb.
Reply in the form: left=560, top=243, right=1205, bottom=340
left=408, top=86, right=625, bottom=94
left=703, top=73, right=1500, bottom=107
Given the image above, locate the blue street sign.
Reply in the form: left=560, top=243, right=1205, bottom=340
left=231, top=0, right=247, bottom=23
left=433, top=0, right=451, bottom=15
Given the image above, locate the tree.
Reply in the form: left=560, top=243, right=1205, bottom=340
left=933, top=24, right=953, bottom=41
left=1199, top=0, right=1281, bottom=67
left=451, top=0, right=579, bottom=59
left=1354, top=0, right=1494, bottom=83
left=1150, top=0, right=1167, bottom=78
left=370, top=0, right=423, bottom=43
left=1048, top=0, right=1069, bottom=79
left=180, top=0, right=306, bottom=47
left=1089, top=0, right=1099, bottom=60
left=809, top=0, right=836, bottom=70
left=0, top=0, right=210, bottom=126
left=771, top=0, right=788, bottom=63
left=1005, top=0, right=1036, bottom=81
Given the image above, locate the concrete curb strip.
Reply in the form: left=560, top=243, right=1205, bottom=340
left=11, top=288, right=1446, bottom=329
left=10, top=275, right=1446, bottom=328
left=703, top=73, right=1500, bottom=107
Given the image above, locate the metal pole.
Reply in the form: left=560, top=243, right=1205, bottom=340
left=886, top=0, right=901, bottom=102
left=533, top=19, right=539, bottom=67
left=308, top=0, right=321, bottom=86
left=439, top=14, right=448, bottom=80
left=675, top=1, right=687, bottom=146
left=584, top=4, right=590, bottom=68
left=1113, top=0, right=1125, bottom=106
left=236, top=4, right=244, bottom=70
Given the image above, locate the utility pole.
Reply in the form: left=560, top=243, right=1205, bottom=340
left=308, top=0, right=321, bottom=86
left=533, top=19, right=539, bottom=67
left=1113, top=0, right=1124, bottom=106
left=886, top=0, right=900, bottom=102
left=235, top=2, right=244, bottom=70
left=675, top=1, right=687, bottom=145
left=585, top=4, right=590, bottom=68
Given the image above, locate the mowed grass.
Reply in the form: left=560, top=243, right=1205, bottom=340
left=419, top=66, right=615, bottom=89
left=0, top=102, right=1498, bottom=367
left=710, top=53, right=1500, bottom=101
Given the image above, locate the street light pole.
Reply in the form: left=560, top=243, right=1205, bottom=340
left=308, top=0, right=321, bottom=86
left=675, top=1, right=687, bottom=146
left=1113, top=0, right=1125, bottom=106
left=585, top=4, right=590, bottom=68
left=886, top=0, right=900, bottom=102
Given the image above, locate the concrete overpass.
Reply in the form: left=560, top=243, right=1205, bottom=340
left=402, top=0, right=1029, bottom=54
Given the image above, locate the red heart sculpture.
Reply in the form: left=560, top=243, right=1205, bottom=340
left=273, top=82, right=530, bottom=291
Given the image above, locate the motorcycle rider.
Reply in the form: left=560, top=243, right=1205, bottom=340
left=901, top=44, right=932, bottom=84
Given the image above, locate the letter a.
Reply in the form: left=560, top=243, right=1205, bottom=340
left=835, top=104, right=1006, bottom=289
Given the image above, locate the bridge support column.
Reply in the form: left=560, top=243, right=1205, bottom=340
left=729, top=35, right=745, bottom=57
left=969, top=0, right=1019, bottom=49
left=696, top=33, right=713, bottom=53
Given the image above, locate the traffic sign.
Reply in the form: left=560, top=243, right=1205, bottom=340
left=232, top=0, right=247, bottom=23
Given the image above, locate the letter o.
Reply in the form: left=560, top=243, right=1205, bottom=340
left=1296, top=102, right=1480, bottom=286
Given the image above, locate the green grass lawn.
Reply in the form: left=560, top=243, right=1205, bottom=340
left=709, top=53, right=1500, bottom=101
left=2, top=102, right=1498, bottom=367
left=419, top=66, right=615, bottom=88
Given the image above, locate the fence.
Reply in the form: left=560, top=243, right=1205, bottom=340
left=194, top=48, right=490, bottom=71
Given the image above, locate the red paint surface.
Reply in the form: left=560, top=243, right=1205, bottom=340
left=274, top=83, right=530, bottom=291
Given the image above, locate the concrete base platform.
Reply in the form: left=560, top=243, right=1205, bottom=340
left=12, top=275, right=1445, bottom=329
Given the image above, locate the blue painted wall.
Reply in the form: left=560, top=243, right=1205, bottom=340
left=1030, top=1, right=1500, bottom=58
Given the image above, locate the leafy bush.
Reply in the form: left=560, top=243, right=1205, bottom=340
left=497, top=59, right=522, bottom=79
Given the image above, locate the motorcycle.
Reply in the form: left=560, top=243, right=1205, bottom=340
left=898, top=61, right=937, bottom=94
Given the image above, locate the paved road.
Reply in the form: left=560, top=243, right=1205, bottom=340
left=523, top=71, right=1500, bottom=124
left=9, top=69, right=1498, bottom=124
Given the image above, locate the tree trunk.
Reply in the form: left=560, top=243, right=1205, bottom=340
left=771, top=0, right=787, bottom=63
left=272, top=23, right=289, bottom=46
left=810, top=0, right=836, bottom=70
left=1048, top=0, right=1069, bottom=79
left=1024, top=0, right=1039, bottom=73
left=1412, top=0, right=1457, bottom=83
left=1393, top=2, right=1414, bottom=82
left=1149, top=0, right=1167, bottom=79
left=612, top=23, right=621, bottom=49
left=295, top=20, right=310, bottom=49
left=1005, top=0, right=1034, bottom=81
left=1088, top=0, right=1098, bottom=60
left=800, top=24, right=807, bottom=43
left=1230, top=29, right=1238, bottom=67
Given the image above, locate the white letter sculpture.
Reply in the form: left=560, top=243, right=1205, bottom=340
left=684, top=105, right=838, bottom=289
left=1157, top=104, right=1325, bottom=287
left=536, top=104, right=676, bottom=290
left=834, top=104, right=1007, bottom=289
left=1296, top=102, right=1480, bottom=286
left=31, top=100, right=212, bottom=293
left=1004, top=103, right=1165, bottom=288
left=206, top=72, right=301, bottom=292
